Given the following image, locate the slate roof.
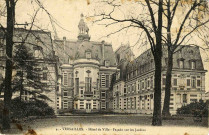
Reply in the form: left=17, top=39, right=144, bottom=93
left=54, top=39, right=117, bottom=67
left=126, top=45, right=205, bottom=74
left=12, top=28, right=54, bottom=60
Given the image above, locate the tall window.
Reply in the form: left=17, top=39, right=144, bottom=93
left=173, top=78, right=177, bottom=86
left=138, top=82, right=140, bottom=90
left=192, top=77, right=196, bottom=88
left=183, top=94, right=187, bottom=103
left=150, top=77, right=153, bottom=88
left=75, top=78, right=79, bottom=94
left=43, top=72, right=47, bottom=80
left=132, top=84, right=135, bottom=92
left=197, top=80, right=201, bottom=87
left=142, top=81, right=144, bottom=89
left=163, top=78, right=166, bottom=86
left=63, top=73, right=68, bottom=86
left=68, top=73, right=73, bottom=87
left=191, top=61, right=196, bottom=69
left=85, top=77, right=92, bottom=92
left=145, top=79, right=147, bottom=89
left=187, top=79, right=190, bottom=86
left=97, top=79, right=100, bottom=89
left=106, top=75, right=109, bottom=88
left=124, top=87, right=126, bottom=94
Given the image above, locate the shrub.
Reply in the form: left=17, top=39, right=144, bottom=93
left=177, top=100, right=208, bottom=117
left=10, top=98, right=55, bottom=119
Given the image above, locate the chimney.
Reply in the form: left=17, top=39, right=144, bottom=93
left=63, top=36, right=66, bottom=50
left=101, top=40, right=105, bottom=61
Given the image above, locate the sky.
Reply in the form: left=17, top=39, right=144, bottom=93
left=1, top=0, right=209, bottom=91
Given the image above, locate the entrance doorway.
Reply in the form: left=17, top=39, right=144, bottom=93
left=86, top=103, right=91, bottom=113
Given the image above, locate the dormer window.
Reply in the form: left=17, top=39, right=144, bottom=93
left=86, top=51, right=91, bottom=59
left=191, top=61, right=196, bottom=69
left=34, top=46, right=42, bottom=58
left=178, top=58, right=184, bottom=68
left=105, top=60, right=110, bottom=67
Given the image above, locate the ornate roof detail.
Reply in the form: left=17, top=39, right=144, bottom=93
left=78, top=14, right=90, bottom=41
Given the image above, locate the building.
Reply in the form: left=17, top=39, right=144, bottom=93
left=0, top=28, right=58, bottom=111
left=54, top=14, right=117, bottom=112
left=113, top=45, right=207, bottom=115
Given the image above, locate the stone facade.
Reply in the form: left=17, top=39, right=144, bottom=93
left=113, top=45, right=207, bottom=115
left=54, top=14, right=117, bottom=112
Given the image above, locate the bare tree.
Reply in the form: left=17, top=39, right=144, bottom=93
left=2, top=0, right=15, bottom=130
left=0, top=0, right=60, bottom=130
left=90, top=0, right=164, bottom=125
left=162, top=0, right=209, bottom=117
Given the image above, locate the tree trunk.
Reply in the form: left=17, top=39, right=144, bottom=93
left=152, top=0, right=163, bottom=126
left=162, top=51, right=173, bottom=117
left=152, top=54, right=162, bottom=126
left=20, top=70, right=23, bottom=101
left=2, top=0, right=15, bottom=130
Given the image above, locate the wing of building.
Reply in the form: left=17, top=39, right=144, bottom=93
left=0, top=28, right=57, bottom=110
left=53, top=14, right=118, bottom=113
left=113, top=45, right=207, bottom=115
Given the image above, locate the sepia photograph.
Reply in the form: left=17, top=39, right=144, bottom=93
left=0, top=0, right=209, bottom=134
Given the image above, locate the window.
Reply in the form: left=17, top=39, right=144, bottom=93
left=85, top=77, right=92, bottom=92
left=43, top=72, right=47, bottom=80
left=192, top=77, right=196, bottom=88
left=63, top=92, right=67, bottom=96
left=68, top=73, right=73, bottom=87
left=101, top=92, right=106, bottom=99
left=186, top=79, right=190, bottom=86
left=165, top=58, right=168, bottom=65
left=138, top=83, right=140, bottom=90
left=34, top=47, right=42, bottom=58
left=106, top=75, right=109, bottom=88
left=145, top=79, right=147, bottom=89
left=183, top=94, right=187, bottom=103
left=142, top=81, right=144, bottom=89
left=86, top=52, right=91, bottom=59
left=179, top=60, right=184, bottom=68
left=197, top=80, right=201, bottom=87
left=191, top=61, right=195, bottom=69
left=75, top=78, right=79, bottom=94
left=63, top=73, right=68, bottom=86
left=163, top=78, right=166, bottom=85
left=150, top=77, right=153, bottom=88
left=0, top=49, right=4, bottom=57
left=81, top=90, right=83, bottom=94
left=133, top=84, right=135, bottom=92
left=124, top=88, right=126, bottom=94
left=105, top=60, right=110, bottom=67
left=173, top=79, right=177, bottom=86
left=97, top=79, right=100, bottom=89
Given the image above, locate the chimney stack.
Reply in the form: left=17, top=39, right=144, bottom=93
left=63, top=36, right=66, bottom=50
left=101, top=40, right=105, bottom=61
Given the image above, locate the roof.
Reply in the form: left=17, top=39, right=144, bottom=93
left=126, top=45, right=205, bottom=74
left=0, top=28, right=54, bottom=61
left=54, top=39, right=117, bottom=67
